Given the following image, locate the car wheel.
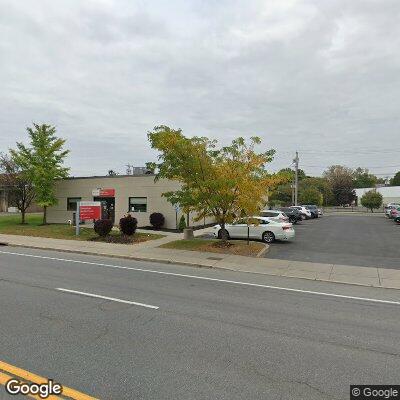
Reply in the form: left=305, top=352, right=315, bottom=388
left=217, top=229, right=230, bottom=239
left=262, top=231, right=275, bottom=243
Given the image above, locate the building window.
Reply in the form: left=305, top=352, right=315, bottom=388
left=67, top=197, right=81, bottom=211
left=129, top=197, right=147, bottom=212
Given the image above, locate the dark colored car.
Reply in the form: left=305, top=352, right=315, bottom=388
left=302, top=204, right=319, bottom=218
left=276, top=207, right=302, bottom=224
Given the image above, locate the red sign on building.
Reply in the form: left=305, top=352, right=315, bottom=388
left=92, top=188, right=115, bottom=197
left=79, top=201, right=101, bottom=220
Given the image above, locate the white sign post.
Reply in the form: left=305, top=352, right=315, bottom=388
left=174, top=204, right=181, bottom=229
left=75, top=202, right=80, bottom=236
left=75, top=201, right=102, bottom=236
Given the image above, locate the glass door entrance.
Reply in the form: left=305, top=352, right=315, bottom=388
left=93, top=197, right=115, bottom=223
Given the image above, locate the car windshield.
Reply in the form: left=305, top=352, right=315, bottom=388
left=269, top=217, right=282, bottom=223
left=260, top=211, right=279, bottom=217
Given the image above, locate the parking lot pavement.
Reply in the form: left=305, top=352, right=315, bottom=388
left=266, top=214, right=400, bottom=269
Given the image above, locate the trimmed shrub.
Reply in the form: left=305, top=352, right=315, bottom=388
left=94, top=219, right=113, bottom=237
left=149, top=212, right=165, bottom=229
left=119, top=214, right=137, bottom=236
left=178, top=215, right=186, bottom=231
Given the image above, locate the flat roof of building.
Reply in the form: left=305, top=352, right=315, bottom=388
left=63, top=174, right=156, bottom=180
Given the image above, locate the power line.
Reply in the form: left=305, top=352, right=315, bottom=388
left=276, top=149, right=400, bottom=155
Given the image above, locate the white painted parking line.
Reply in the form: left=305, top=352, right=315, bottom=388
left=56, top=288, right=159, bottom=309
left=1, top=250, right=400, bottom=306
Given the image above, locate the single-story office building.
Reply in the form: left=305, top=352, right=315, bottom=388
left=47, top=174, right=214, bottom=229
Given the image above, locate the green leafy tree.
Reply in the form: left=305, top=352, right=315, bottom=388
left=147, top=125, right=285, bottom=242
left=352, top=168, right=378, bottom=188
left=277, top=168, right=306, bottom=180
left=299, top=187, right=323, bottom=206
left=360, top=190, right=383, bottom=212
left=323, top=165, right=356, bottom=206
left=269, top=183, right=292, bottom=205
left=11, top=124, right=69, bottom=224
left=390, top=171, right=400, bottom=186
left=299, top=177, right=334, bottom=206
left=269, top=168, right=307, bottom=206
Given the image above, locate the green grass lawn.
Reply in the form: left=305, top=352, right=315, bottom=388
left=160, top=238, right=266, bottom=257
left=0, top=213, right=164, bottom=243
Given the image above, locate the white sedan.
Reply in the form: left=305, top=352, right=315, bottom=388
left=212, top=217, right=295, bottom=243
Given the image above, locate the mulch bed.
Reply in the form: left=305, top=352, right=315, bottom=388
left=89, top=233, right=161, bottom=244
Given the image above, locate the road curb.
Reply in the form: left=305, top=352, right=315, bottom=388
left=2, top=241, right=399, bottom=291
left=5, top=243, right=213, bottom=269
left=214, top=263, right=400, bottom=291
left=256, top=243, right=270, bottom=257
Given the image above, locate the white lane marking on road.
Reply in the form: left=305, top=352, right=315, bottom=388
left=1, top=250, right=400, bottom=306
left=56, top=288, right=159, bottom=309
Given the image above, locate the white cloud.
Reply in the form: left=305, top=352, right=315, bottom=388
left=1, top=0, right=399, bottom=177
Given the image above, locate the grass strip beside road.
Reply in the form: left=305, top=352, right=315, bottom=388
left=0, top=214, right=163, bottom=243
left=160, top=238, right=265, bottom=257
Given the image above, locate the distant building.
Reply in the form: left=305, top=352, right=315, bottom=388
left=354, top=186, right=400, bottom=206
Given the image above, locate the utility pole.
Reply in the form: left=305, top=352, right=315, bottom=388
left=291, top=176, right=295, bottom=206
left=294, top=151, right=299, bottom=206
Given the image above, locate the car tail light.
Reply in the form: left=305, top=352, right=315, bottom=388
left=282, top=225, right=292, bottom=231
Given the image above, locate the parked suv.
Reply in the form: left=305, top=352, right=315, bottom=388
left=290, top=206, right=312, bottom=220
left=302, top=204, right=319, bottom=218
left=275, top=207, right=302, bottom=224
left=260, top=210, right=289, bottom=223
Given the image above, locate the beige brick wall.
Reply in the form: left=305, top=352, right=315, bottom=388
left=47, top=175, right=214, bottom=229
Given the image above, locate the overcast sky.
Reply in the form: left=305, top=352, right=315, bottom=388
left=1, top=0, right=400, bottom=178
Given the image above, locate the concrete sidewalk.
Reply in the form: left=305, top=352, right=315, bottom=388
left=0, top=233, right=399, bottom=290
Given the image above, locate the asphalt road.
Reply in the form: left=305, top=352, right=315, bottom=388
left=267, top=214, right=400, bottom=268
left=1, top=247, right=400, bottom=399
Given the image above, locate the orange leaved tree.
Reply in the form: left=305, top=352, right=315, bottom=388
left=147, top=125, right=286, bottom=243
